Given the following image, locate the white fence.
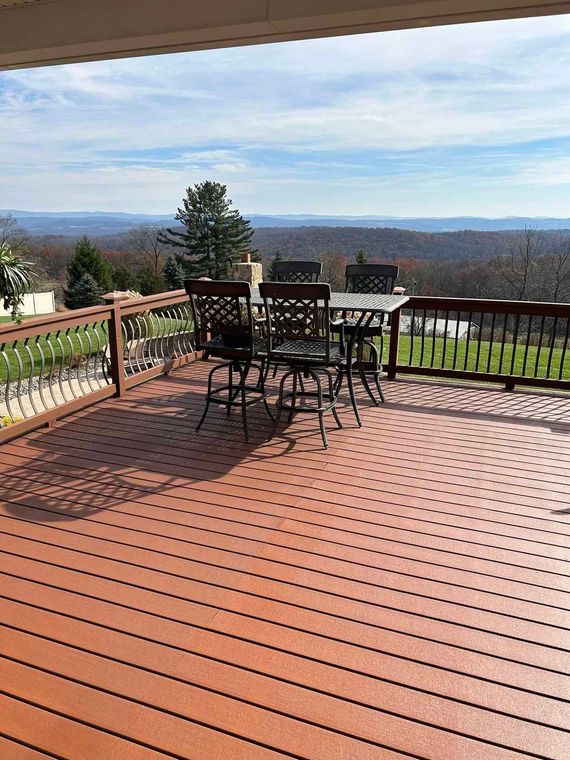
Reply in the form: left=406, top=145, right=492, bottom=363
left=0, top=291, right=55, bottom=317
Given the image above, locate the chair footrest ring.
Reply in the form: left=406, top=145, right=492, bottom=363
left=277, top=390, right=337, bottom=414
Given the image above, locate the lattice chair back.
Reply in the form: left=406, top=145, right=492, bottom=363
left=345, top=264, right=399, bottom=294
left=259, top=281, right=332, bottom=362
left=273, top=260, right=322, bottom=283
left=184, top=279, right=254, bottom=350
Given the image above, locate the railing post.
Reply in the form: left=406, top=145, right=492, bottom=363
left=104, top=293, right=127, bottom=397
left=387, top=306, right=401, bottom=379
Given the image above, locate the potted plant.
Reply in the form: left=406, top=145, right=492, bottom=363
left=0, top=242, right=34, bottom=323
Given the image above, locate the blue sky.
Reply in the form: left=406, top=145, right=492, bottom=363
left=2, top=14, right=570, bottom=216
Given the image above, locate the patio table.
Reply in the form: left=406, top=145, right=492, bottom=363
left=250, top=289, right=409, bottom=424
left=250, top=289, right=409, bottom=315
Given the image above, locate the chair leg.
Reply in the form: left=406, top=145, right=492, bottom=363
left=374, top=373, right=385, bottom=403
left=235, top=362, right=249, bottom=441
left=226, top=363, right=233, bottom=416
left=288, top=367, right=299, bottom=423
left=346, top=362, right=362, bottom=428
left=308, top=368, right=328, bottom=449
left=197, top=361, right=224, bottom=432
left=256, top=361, right=275, bottom=422
left=325, top=368, right=342, bottom=430
left=268, top=368, right=293, bottom=441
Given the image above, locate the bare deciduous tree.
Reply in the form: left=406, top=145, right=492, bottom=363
left=126, top=224, right=169, bottom=275
left=546, top=234, right=570, bottom=303
left=492, top=227, right=541, bottom=300
left=318, top=250, right=347, bottom=291
left=0, top=214, right=28, bottom=250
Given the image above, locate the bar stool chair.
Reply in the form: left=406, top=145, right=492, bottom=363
left=185, top=279, right=273, bottom=441
left=260, top=281, right=359, bottom=449
left=334, top=263, right=400, bottom=405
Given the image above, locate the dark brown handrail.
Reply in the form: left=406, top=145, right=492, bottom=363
left=406, top=295, right=570, bottom=318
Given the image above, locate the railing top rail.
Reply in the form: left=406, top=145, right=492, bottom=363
left=406, top=295, right=570, bottom=317
left=118, top=289, right=189, bottom=316
left=0, top=304, right=114, bottom=342
left=0, top=290, right=192, bottom=342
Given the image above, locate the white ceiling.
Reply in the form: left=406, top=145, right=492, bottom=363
left=1, top=0, right=569, bottom=69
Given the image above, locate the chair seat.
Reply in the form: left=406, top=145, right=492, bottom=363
left=202, top=335, right=266, bottom=359
left=268, top=338, right=347, bottom=364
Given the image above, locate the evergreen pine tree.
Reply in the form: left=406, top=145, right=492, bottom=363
left=267, top=252, right=283, bottom=280
left=138, top=267, right=166, bottom=296
left=163, top=257, right=185, bottom=291
left=111, top=264, right=138, bottom=291
left=159, top=181, right=256, bottom=279
left=65, top=236, right=112, bottom=309
left=355, top=250, right=368, bottom=264
left=64, top=272, right=103, bottom=310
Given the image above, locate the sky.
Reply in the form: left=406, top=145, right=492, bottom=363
left=2, top=14, right=570, bottom=217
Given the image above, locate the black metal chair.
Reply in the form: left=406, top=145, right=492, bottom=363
left=185, top=279, right=273, bottom=441
left=259, top=281, right=359, bottom=448
left=269, top=260, right=322, bottom=379
left=272, top=260, right=322, bottom=283
left=333, top=263, right=400, bottom=405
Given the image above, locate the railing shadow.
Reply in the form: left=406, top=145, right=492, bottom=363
left=384, top=377, right=570, bottom=433
left=0, top=361, right=363, bottom=524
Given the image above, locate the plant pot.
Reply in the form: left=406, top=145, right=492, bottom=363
left=220, top=330, right=250, bottom=348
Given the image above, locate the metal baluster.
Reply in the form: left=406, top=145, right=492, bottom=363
left=418, top=310, right=426, bottom=368
left=137, top=313, right=150, bottom=370
left=533, top=315, right=546, bottom=378
left=23, top=338, right=39, bottom=416
left=13, top=341, right=28, bottom=418
left=46, top=332, right=58, bottom=407
left=430, top=309, right=438, bottom=368
left=409, top=308, right=415, bottom=365
left=172, top=304, right=185, bottom=356
left=96, top=320, right=111, bottom=385
left=521, top=315, right=533, bottom=377
left=452, top=310, right=460, bottom=370
left=74, top=325, right=88, bottom=396
left=498, top=314, right=508, bottom=374
left=474, top=312, right=484, bottom=372
left=509, top=314, right=520, bottom=376
left=486, top=313, right=496, bottom=373
left=1, top=343, right=16, bottom=421
left=558, top=319, right=570, bottom=381
left=545, top=317, right=558, bottom=380
left=55, top=330, right=69, bottom=403
left=65, top=328, right=78, bottom=399
left=441, top=311, right=449, bottom=369
left=463, top=311, right=473, bottom=371
left=35, top=335, right=49, bottom=411
left=83, top=324, right=96, bottom=392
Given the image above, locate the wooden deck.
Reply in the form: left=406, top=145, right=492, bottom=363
left=0, top=361, right=569, bottom=759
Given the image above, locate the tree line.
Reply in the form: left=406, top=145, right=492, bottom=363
left=2, top=181, right=570, bottom=313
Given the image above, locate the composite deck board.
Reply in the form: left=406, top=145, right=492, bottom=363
left=0, top=364, right=569, bottom=759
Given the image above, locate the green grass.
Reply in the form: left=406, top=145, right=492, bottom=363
left=380, top=334, right=569, bottom=382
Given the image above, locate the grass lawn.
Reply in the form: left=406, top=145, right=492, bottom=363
left=381, top=334, right=569, bottom=381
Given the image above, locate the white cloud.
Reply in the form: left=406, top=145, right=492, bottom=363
left=2, top=14, right=570, bottom=213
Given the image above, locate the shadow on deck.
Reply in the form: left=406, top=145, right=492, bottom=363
left=0, top=361, right=569, bottom=759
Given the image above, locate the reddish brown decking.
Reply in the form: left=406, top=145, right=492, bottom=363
left=0, top=362, right=569, bottom=760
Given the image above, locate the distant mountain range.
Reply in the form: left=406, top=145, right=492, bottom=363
left=4, top=209, right=570, bottom=237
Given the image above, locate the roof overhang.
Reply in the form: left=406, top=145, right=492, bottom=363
left=1, top=0, right=569, bottom=70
